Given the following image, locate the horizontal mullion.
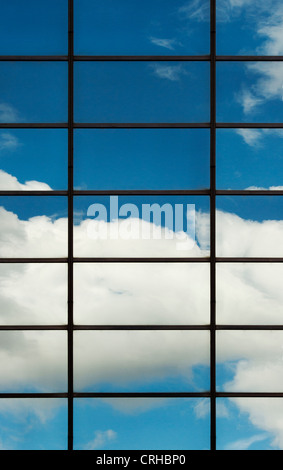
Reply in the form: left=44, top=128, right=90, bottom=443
left=0, top=393, right=68, bottom=398
left=74, top=189, right=210, bottom=196
left=216, top=392, right=283, bottom=398
left=216, top=257, right=283, bottom=263
left=0, top=325, right=67, bottom=330
left=0, top=191, right=68, bottom=196
left=217, top=123, right=283, bottom=128
left=0, top=258, right=68, bottom=263
left=73, top=257, right=210, bottom=263
left=73, top=55, right=210, bottom=61
left=0, top=56, right=68, bottom=61
left=217, top=55, right=283, bottom=61
left=73, top=123, right=211, bottom=129
left=73, top=325, right=210, bottom=330
left=216, top=325, right=283, bottom=330
left=0, top=123, right=68, bottom=128
left=216, top=190, right=283, bottom=196
left=73, top=392, right=210, bottom=398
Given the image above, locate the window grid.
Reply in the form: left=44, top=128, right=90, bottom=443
left=0, top=0, right=282, bottom=451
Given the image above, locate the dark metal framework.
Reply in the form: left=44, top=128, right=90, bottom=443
left=0, top=0, right=283, bottom=451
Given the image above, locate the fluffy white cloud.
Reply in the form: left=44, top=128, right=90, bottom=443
left=0, top=132, right=21, bottom=152
left=1, top=189, right=283, bottom=447
left=0, top=169, right=52, bottom=191
left=84, top=430, right=117, bottom=450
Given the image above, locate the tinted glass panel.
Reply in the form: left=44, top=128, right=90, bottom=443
left=0, top=196, right=68, bottom=257
left=216, top=196, right=283, bottom=257
left=74, top=0, right=210, bottom=55
left=74, top=195, right=210, bottom=258
left=74, top=129, right=210, bottom=190
left=217, top=263, right=283, bottom=325
left=0, top=0, right=68, bottom=55
left=217, top=62, right=283, bottom=123
left=0, top=129, right=68, bottom=190
left=0, top=331, right=67, bottom=392
left=74, top=62, right=210, bottom=123
left=217, top=331, right=283, bottom=392
left=74, top=398, right=210, bottom=450
left=217, top=0, right=283, bottom=56
left=217, top=398, right=282, bottom=450
left=0, top=263, right=67, bottom=325
left=74, top=263, right=210, bottom=325
left=74, top=331, right=210, bottom=392
left=0, top=398, right=67, bottom=450
left=0, top=62, right=67, bottom=123
left=217, top=129, right=283, bottom=190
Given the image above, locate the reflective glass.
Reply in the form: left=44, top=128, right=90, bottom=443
left=0, top=0, right=68, bottom=55
left=0, top=331, right=67, bottom=392
left=217, top=263, right=283, bottom=325
left=217, top=62, right=283, bottom=123
left=217, top=129, right=283, bottom=190
left=0, top=196, right=68, bottom=258
left=0, top=263, right=67, bottom=325
left=74, top=263, right=210, bottom=325
left=0, top=62, right=68, bottom=123
left=217, top=331, right=283, bottom=392
left=74, top=398, right=210, bottom=450
left=74, top=0, right=210, bottom=55
left=74, top=129, right=210, bottom=190
left=74, top=330, right=210, bottom=392
left=0, top=398, right=68, bottom=450
left=217, top=0, right=283, bottom=56
left=74, top=62, right=210, bottom=123
left=217, top=398, right=282, bottom=450
left=74, top=195, right=210, bottom=258
left=216, top=196, right=283, bottom=257
left=0, top=129, right=68, bottom=190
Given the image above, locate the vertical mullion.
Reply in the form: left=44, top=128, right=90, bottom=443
left=210, top=0, right=216, bottom=452
left=68, top=0, right=74, bottom=452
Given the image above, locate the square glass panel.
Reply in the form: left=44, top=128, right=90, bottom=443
left=216, top=196, right=283, bottom=257
left=0, top=0, right=68, bottom=55
left=217, top=331, right=283, bottom=393
left=0, top=62, right=68, bottom=123
left=0, top=398, right=67, bottom=450
left=0, top=196, right=68, bottom=258
left=74, top=330, right=210, bottom=392
left=217, top=263, right=283, bottom=325
left=217, top=398, right=283, bottom=450
left=74, top=398, right=210, bottom=450
left=0, top=331, right=67, bottom=392
left=0, top=263, right=67, bottom=325
left=74, top=262, right=210, bottom=325
left=217, top=129, right=283, bottom=190
left=216, top=0, right=283, bottom=56
left=74, top=62, right=210, bottom=123
left=74, top=129, right=210, bottom=190
left=74, top=195, right=210, bottom=258
left=217, top=62, right=283, bottom=123
left=0, top=129, right=68, bottom=190
left=74, top=0, right=210, bottom=55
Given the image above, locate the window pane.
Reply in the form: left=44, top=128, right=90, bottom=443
left=0, top=263, right=67, bottom=325
left=217, top=398, right=282, bottom=450
left=216, top=0, right=283, bottom=56
left=74, top=263, right=209, bottom=325
left=74, top=331, right=210, bottom=392
left=216, top=331, right=283, bottom=392
left=0, top=62, right=67, bottom=123
left=74, top=0, right=210, bottom=55
left=216, top=196, right=283, bottom=257
left=0, top=331, right=67, bottom=392
left=74, top=62, right=210, bottom=123
left=74, top=398, right=210, bottom=450
left=74, top=129, right=210, bottom=190
left=74, top=196, right=210, bottom=258
left=217, top=62, right=283, bottom=123
left=217, top=263, right=283, bottom=325
left=0, top=129, right=68, bottom=190
left=0, top=196, right=68, bottom=257
left=0, top=0, right=68, bottom=55
left=0, top=398, right=67, bottom=450
left=217, top=129, right=283, bottom=190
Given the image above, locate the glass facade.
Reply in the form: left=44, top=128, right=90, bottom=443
left=0, top=0, right=283, bottom=451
